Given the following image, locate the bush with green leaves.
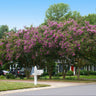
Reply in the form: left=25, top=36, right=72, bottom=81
left=89, top=71, right=96, bottom=75
left=80, top=70, right=89, bottom=75
left=55, top=72, right=62, bottom=76
left=6, top=73, right=16, bottom=79
left=41, top=72, right=48, bottom=77
left=0, top=75, right=6, bottom=79
left=66, top=71, right=73, bottom=76
left=19, top=75, right=24, bottom=79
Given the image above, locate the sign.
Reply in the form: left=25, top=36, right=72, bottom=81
left=32, top=70, right=43, bottom=75
left=32, top=66, right=43, bottom=85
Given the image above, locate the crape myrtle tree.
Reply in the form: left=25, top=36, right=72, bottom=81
left=42, top=19, right=96, bottom=79
left=38, top=21, right=70, bottom=79
left=66, top=20, right=96, bottom=79
left=38, top=21, right=63, bottom=79
left=0, top=19, right=96, bottom=79
left=0, top=27, right=44, bottom=78
left=0, top=20, right=74, bottom=79
left=38, top=20, right=82, bottom=79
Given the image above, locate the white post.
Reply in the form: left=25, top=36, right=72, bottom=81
left=34, top=66, right=37, bottom=85
left=34, top=74, right=37, bottom=85
left=33, top=66, right=43, bottom=85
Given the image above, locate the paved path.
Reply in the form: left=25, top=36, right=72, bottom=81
left=0, top=80, right=96, bottom=96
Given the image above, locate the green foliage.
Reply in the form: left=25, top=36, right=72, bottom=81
left=80, top=70, right=89, bottom=75
left=84, top=14, right=96, bottom=25
left=66, top=76, right=76, bottom=80
left=2, top=63, right=10, bottom=70
left=10, top=27, right=17, bottom=33
left=41, top=72, right=48, bottom=76
left=19, top=75, right=24, bottom=79
left=45, top=3, right=70, bottom=21
left=60, top=11, right=82, bottom=22
left=6, top=73, right=16, bottom=79
left=55, top=72, right=62, bottom=76
left=0, top=75, right=6, bottom=79
left=0, top=25, right=9, bottom=38
left=66, top=71, right=73, bottom=76
left=0, top=65, right=2, bottom=70
left=89, top=71, right=96, bottom=75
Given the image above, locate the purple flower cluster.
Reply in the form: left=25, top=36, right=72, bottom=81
left=0, top=19, right=96, bottom=64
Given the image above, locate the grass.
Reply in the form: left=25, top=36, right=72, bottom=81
left=0, top=75, right=96, bottom=84
left=38, top=75, right=96, bottom=83
left=38, top=79, right=96, bottom=83
left=0, top=81, right=49, bottom=91
left=40, top=75, right=96, bottom=80
left=79, top=75, right=96, bottom=79
left=0, top=75, right=96, bottom=81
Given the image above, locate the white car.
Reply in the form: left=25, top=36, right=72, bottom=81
left=3, top=70, right=9, bottom=75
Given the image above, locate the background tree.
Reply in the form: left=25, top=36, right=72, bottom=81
left=60, top=11, right=81, bottom=21
left=10, top=27, right=18, bottom=33
left=84, top=13, right=96, bottom=25
left=0, top=25, right=9, bottom=38
left=45, top=3, right=70, bottom=21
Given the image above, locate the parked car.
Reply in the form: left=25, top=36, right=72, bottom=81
left=3, top=70, right=9, bottom=75
left=10, top=68, right=25, bottom=77
left=0, top=70, right=4, bottom=75
left=17, top=68, right=25, bottom=77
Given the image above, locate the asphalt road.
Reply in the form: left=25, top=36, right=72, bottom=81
left=3, top=84, right=96, bottom=96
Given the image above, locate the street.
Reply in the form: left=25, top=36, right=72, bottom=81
left=3, top=84, right=96, bottom=96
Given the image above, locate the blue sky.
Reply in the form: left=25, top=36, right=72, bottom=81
left=0, top=0, right=96, bottom=30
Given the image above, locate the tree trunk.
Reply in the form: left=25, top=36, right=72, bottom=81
left=77, top=67, right=80, bottom=80
left=48, top=68, right=52, bottom=79
left=47, top=62, right=52, bottom=79
left=62, top=62, right=66, bottom=79
left=62, top=70, right=66, bottom=79
left=49, top=73, right=52, bottom=79
left=25, top=63, right=30, bottom=79
left=26, top=70, right=30, bottom=79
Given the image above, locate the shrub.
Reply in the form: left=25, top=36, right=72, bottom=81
left=6, top=73, right=16, bottom=79
left=41, top=72, right=48, bottom=76
left=89, top=71, right=96, bottom=75
left=66, top=71, right=73, bottom=76
left=66, top=77, right=75, bottom=80
left=80, top=70, right=89, bottom=75
left=0, top=75, right=6, bottom=79
left=19, top=75, right=24, bottom=79
left=55, top=72, right=62, bottom=76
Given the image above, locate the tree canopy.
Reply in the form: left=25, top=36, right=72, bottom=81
left=45, top=3, right=70, bottom=21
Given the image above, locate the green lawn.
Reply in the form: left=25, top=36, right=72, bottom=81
left=79, top=75, right=96, bottom=79
left=38, top=75, right=96, bottom=83
left=40, top=75, right=96, bottom=80
left=0, top=81, right=49, bottom=91
left=1, top=74, right=96, bottom=80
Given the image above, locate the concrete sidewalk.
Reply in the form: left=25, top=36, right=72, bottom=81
left=0, top=80, right=95, bottom=96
